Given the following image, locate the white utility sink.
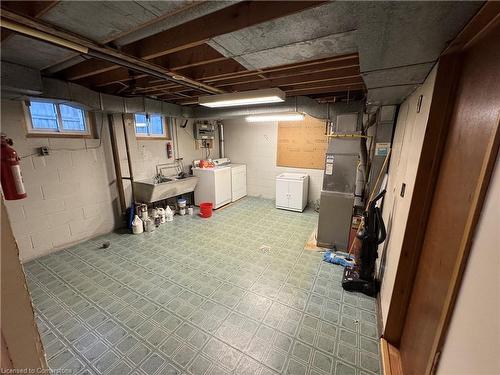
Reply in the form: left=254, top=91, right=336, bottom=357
left=133, top=176, right=198, bottom=203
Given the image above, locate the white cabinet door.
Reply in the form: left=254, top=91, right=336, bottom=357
left=275, top=179, right=289, bottom=208
left=288, top=180, right=304, bottom=210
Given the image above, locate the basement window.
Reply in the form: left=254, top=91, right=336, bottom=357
left=134, top=113, right=167, bottom=138
left=25, top=100, right=90, bottom=136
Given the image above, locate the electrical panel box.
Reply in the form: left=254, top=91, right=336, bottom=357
left=194, top=121, right=216, bottom=140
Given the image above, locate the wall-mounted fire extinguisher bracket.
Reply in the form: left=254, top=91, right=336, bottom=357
left=1, top=135, right=28, bottom=200
left=166, top=142, right=173, bottom=159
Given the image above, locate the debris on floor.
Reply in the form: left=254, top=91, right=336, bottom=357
left=323, top=250, right=356, bottom=268
left=304, top=228, right=329, bottom=252
left=259, top=244, right=272, bottom=254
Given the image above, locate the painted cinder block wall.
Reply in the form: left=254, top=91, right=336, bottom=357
left=1, top=99, right=120, bottom=262
left=222, top=119, right=324, bottom=203
left=114, top=116, right=220, bottom=205
left=1, top=100, right=220, bottom=262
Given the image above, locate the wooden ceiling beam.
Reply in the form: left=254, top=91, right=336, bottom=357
left=284, top=83, right=366, bottom=96
left=201, top=53, right=359, bottom=83
left=133, top=57, right=362, bottom=95
left=64, top=44, right=228, bottom=84
left=280, top=78, right=365, bottom=91
left=51, top=1, right=325, bottom=81
left=0, top=9, right=223, bottom=94
left=59, top=59, right=117, bottom=81
left=168, top=82, right=366, bottom=106
left=171, top=59, right=248, bottom=82
left=122, top=1, right=327, bottom=60
left=153, top=76, right=364, bottom=99
left=221, top=76, right=364, bottom=93
left=216, top=67, right=362, bottom=91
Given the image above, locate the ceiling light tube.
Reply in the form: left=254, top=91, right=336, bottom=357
left=246, top=113, right=305, bottom=123
left=199, top=88, right=285, bottom=108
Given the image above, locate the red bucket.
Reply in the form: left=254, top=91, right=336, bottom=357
left=199, top=202, right=213, bottom=218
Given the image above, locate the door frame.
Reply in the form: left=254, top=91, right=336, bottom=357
left=382, top=1, right=500, bottom=371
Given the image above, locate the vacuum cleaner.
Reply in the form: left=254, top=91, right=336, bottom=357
left=342, top=189, right=387, bottom=297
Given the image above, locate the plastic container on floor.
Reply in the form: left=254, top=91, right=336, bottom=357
left=144, top=218, right=155, bottom=232
left=157, top=208, right=165, bottom=223
left=165, top=206, right=174, bottom=222
left=177, top=198, right=187, bottom=208
left=199, top=202, right=213, bottom=218
left=131, top=215, right=143, bottom=234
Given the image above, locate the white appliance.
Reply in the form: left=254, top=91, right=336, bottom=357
left=230, top=164, right=247, bottom=202
left=213, top=158, right=247, bottom=203
left=193, top=166, right=232, bottom=209
left=276, top=173, right=309, bottom=212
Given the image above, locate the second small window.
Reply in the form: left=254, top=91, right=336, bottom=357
left=134, top=114, right=166, bottom=138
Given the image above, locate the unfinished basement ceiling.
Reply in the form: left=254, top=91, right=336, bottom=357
left=0, top=1, right=484, bottom=106
left=1, top=34, right=73, bottom=70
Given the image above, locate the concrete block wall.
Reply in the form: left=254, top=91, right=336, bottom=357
left=223, top=119, right=324, bottom=203
left=1, top=100, right=120, bottom=262
left=114, top=116, right=219, bottom=204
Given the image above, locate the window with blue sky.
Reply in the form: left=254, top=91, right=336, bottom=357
left=27, top=100, right=88, bottom=134
left=134, top=114, right=166, bottom=137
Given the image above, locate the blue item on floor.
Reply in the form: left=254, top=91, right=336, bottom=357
left=323, top=250, right=356, bottom=268
left=128, top=202, right=135, bottom=229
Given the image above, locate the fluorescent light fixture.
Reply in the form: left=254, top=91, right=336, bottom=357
left=199, top=88, right=285, bottom=108
left=246, top=113, right=305, bottom=123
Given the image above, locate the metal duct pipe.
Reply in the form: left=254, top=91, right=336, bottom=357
left=218, top=122, right=225, bottom=158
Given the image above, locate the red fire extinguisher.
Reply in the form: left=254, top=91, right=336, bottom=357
left=1, top=135, right=27, bottom=200
left=166, top=142, right=173, bottom=159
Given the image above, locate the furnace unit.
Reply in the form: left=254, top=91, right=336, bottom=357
left=316, top=134, right=360, bottom=250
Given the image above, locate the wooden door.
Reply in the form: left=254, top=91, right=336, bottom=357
left=398, top=15, right=500, bottom=375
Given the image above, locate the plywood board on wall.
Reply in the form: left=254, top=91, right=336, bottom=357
left=277, top=115, right=327, bottom=169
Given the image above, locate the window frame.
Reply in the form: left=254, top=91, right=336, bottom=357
left=134, top=113, right=170, bottom=140
left=23, top=100, right=93, bottom=138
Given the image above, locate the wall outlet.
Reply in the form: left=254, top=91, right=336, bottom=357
left=39, top=146, right=49, bottom=156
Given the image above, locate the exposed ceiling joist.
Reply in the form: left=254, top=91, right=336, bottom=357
left=67, top=45, right=229, bottom=86
left=95, top=52, right=365, bottom=102
left=216, top=66, right=361, bottom=89
left=1, top=0, right=58, bottom=41
left=0, top=9, right=223, bottom=94
left=120, top=54, right=362, bottom=91
left=202, top=54, right=360, bottom=83
left=121, top=1, right=327, bottom=60
left=285, top=83, right=365, bottom=96
left=52, top=1, right=326, bottom=83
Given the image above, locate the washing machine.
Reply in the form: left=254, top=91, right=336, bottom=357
left=192, top=164, right=232, bottom=209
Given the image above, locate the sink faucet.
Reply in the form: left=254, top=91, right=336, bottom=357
left=153, top=173, right=163, bottom=184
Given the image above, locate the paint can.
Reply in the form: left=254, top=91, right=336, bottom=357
left=177, top=198, right=187, bottom=208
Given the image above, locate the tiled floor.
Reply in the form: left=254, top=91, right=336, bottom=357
left=25, top=197, right=380, bottom=375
